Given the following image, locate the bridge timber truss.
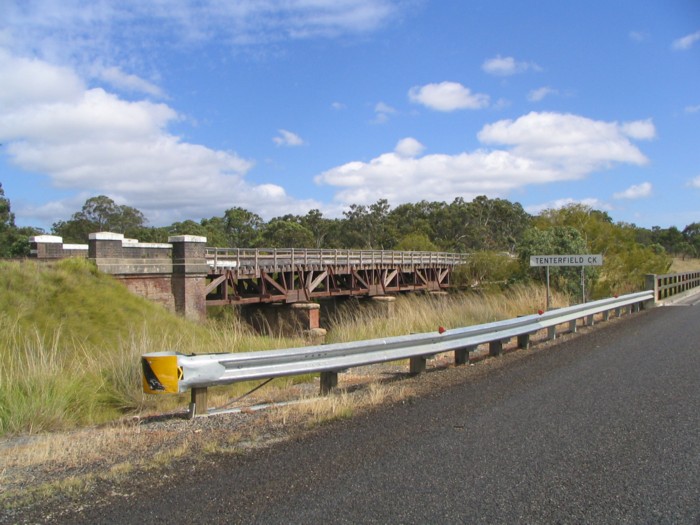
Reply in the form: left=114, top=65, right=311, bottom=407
left=204, top=248, right=470, bottom=306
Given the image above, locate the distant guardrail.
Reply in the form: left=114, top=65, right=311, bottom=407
left=142, top=291, right=654, bottom=415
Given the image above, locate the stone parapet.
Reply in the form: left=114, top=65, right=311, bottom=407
left=29, top=235, right=88, bottom=259
left=89, top=232, right=174, bottom=274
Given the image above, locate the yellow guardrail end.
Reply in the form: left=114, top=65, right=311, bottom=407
left=141, top=352, right=181, bottom=394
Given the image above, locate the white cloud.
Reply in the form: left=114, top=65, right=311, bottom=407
left=373, top=101, right=397, bottom=123
left=408, top=81, right=489, bottom=112
left=672, top=30, right=700, bottom=50
left=0, top=49, right=84, bottom=110
left=478, top=112, right=654, bottom=174
left=621, top=119, right=656, bottom=140
left=316, top=111, right=654, bottom=207
left=0, top=49, right=326, bottom=225
left=93, top=65, right=164, bottom=97
left=331, top=101, right=347, bottom=110
left=394, top=137, right=425, bottom=158
left=528, top=87, right=557, bottom=102
left=690, top=175, right=700, bottom=189
left=482, top=55, right=541, bottom=76
left=629, top=31, right=648, bottom=42
left=613, top=182, right=652, bottom=200
left=273, top=129, right=305, bottom=147
left=685, top=104, right=700, bottom=114
left=4, top=1, right=400, bottom=64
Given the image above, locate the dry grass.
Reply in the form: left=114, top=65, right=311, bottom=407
left=266, top=382, right=412, bottom=428
left=325, top=284, right=565, bottom=344
left=670, top=258, right=700, bottom=273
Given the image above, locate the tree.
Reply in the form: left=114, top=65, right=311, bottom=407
left=260, top=219, right=314, bottom=248
left=0, top=182, right=14, bottom=233
left=222, top=207, right=263, bottom=247
left=395, top=232, right=438, bottom=251
left=0, top=183, right=43, bottom=257
left=529, top=204, right=671, bottom=297
left=517, top=226, right=592, bottom=298
left=299, top=209, right=333, bottom=248
left=682, top=222, right=700, bottom=258
left=650, top=226, right=685, bottom=256
left=429, top=196, right=531, bottom=253
left=52, top=195, right=146, bottom=242
left=387, top=201, right=437, bottom=241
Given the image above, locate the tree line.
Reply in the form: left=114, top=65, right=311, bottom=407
left=2, top=184, right=698, bottom=297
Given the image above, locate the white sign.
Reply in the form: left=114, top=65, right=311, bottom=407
left=530, top=254, right=603, bottom=267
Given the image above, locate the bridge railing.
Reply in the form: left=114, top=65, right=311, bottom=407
left=205, top=247, right=471, bottom=272
left=646, top=271, right=700, bottom=302
left=142, top=290, right=653, bottom=415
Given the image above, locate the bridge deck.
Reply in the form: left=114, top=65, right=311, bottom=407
left=205, top=248, right=470, bottom=305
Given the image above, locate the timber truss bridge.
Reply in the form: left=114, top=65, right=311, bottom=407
left=204, top=248, right=470, bottom=306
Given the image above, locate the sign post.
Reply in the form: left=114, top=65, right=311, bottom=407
left=530, top=254, right=603, bottom=310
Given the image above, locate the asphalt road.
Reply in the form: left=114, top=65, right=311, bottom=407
left=65, top=304, right=700, bottom=524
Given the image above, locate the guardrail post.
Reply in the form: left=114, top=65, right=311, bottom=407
left=569, top=319, right=577, bottom=333
left=603, top=310, right=610, bottom=321
left=547, top=326, right=557, bottom=340
left=409, top=356, right=427, bottom=375
left=454, top=345, right=475, bottom=365
left=489, top=340, right=503, bottom=356
left=517, top=333, right=531, bottom=349
left=320, top=371, right=338, bottom=394
left=586, top=314, right=595, bottom=327
left=190, top=387, right=208, bottom=416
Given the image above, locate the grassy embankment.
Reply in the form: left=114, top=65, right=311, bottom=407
left=0, top=258, right=562, bottom=437
left=0, top=258, right=308, bottom=436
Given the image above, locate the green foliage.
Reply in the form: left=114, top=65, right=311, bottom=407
left=0, top=182, right=13, bottom=232
left=340, top=199, right=396, bottom=249
left=526, top=204, right=671, bottom=298
left=395, top=232, right=438, bottom=251
left=52, top=195, right=146, bottom=243
left=0, top=183, right=43, bottom=257
left=260, top=219, right=314, bottom=248
left=455, top=251, right=519, bottom=288
left=517, top=226, right=592, bottom=298
left=431, top=196, right=531, bottom=253
left=223, top=207, right=263, bottom=247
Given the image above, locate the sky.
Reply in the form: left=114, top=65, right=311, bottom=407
left=1, top=0, right=699, bottom=232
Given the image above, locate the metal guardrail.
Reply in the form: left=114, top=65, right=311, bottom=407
left=205, top=247, right=471, bottom=272
left=142, top=291, right=653, bottom=414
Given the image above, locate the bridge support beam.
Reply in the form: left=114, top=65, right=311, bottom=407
left=244, top=302, right=327, bottom=341
left=369, top=295, right=396, bottom=314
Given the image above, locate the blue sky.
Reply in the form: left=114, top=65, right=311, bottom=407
left=1, top=0, right=699, bottom=231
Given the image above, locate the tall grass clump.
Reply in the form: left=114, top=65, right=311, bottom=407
left=0, top=259, right=304, bottom=436
left=324, top=284, right=566, bottom=344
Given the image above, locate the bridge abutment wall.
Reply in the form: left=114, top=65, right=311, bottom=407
left=30, top=232, right=209, bottom=321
